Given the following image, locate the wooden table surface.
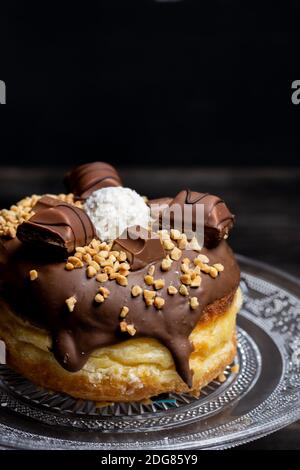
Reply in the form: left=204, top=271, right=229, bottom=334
left=0, top=165, right=299, bottom=449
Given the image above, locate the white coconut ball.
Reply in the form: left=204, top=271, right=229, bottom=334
left=84, top=187, right=150, bottom=241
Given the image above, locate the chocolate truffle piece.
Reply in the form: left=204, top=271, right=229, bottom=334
left=113, top=226, right=165, bottom=271
left=64, top=162, right=122, bottom=199
left=164, top=190, right=235, bottom=248
left=17, top=202, right=96, bottom=256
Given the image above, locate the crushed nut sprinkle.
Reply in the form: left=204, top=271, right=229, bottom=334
left=65, top=296, right=77, bottom=312
left=170, top=229, right=181, bottom=240
left=131, top=285, right=142, bottom=297
left=148, top=265, right=155, bottom=276
left=94, top=293, right=105, bottom=303
left=191, top=275, right=202, bottom=287
left=179, top=284, right=189, bottom=296
left=154, top=296, right=165, bottom=309
left=143, top=289, right=156, bottom=306
left=213, top=263, right=224, bottom=272
left=86, top=266, right=97, bottom=278
left=98, top=286, right=110, bottom=298
left=96, top=273, right=109, bottom=283
left=190, top=297, right=199, bottom=310
left=197, top=254, right=210, bottom=264
left=161, top=257, right=172, bottom=271
left=180, top=263, right=190, bottom=274
left=170, top=247, right=182, bottom=261
left=29, top=269, right=38, bottom=281
left=162, top=239, right=175, bottom=251
left=120, top=306, right=129, bottom=318
left=115, top=273, right=128, bottom=286
left=154, top=278, right=165, bottom=290
left=144, top=274, right=154, bottom=286
left=209, top=267, right=218, bottom=278
left=120, top=320, right=136, bottom=336
left=167, top=285, right=178, bottom=295
left=180, top=274, right=191, bottom=285
left=65, top=262, right=75, bottom=271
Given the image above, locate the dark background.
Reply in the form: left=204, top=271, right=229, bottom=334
left=0, top=1, right=300, bottom=450
left=1, top=1, right=300, bottom=167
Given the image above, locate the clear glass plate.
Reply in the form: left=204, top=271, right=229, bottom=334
left=0, top=255, right=300, bottom=450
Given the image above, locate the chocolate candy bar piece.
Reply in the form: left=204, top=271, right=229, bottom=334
left=32, top=196, right=62, bottom=213
left=147, top=197, right=173, bottom=220
left=113, top=226, right=165, bottom=271
left=165, top=189, right=235, bottom=248
left=17, top=202, right=96, bottom=255
left=64, top=162, right=122, bottom=199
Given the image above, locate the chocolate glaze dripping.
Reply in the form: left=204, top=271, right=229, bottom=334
left=0, top=237, right=240, bottom=387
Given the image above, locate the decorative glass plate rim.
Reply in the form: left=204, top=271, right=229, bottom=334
left=0, top=254, right=299, bottom=449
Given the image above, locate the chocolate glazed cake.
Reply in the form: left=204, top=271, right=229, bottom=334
left=0, top=163, right=241, bottom=402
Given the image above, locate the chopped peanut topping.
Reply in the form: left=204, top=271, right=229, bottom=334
left=66, top=296, right=77, bottom=312
left=131, top=285, right=142, bottom=297
left=180, top=274, right=191, bottom=285
left=181, top=263, right=190, bottom=274
left=154, top=296, right=165, bottom=309
left=213, top=263, right=224, bottom=272
left=218, top=373, right=227, bottom=383
left=190, top=297, right=199, bottom=310
left=29, top=269, right=38, bottom=281
left=168, top=285, right=178, bottom=295
left=197, top=254, right=210, bottom=264
left=119, top=262, right=130, bottom=271
left=94, top=293, right=105, bottom=303
left=88, top=260, right=101, bottom=271
left=170, top=229, right=181, bottom=240
left=126, top=324, right=136, bottom=336
left=96, top=273, right=109, bottom=283
left=120, top=320, right=136, bottom=336
left=120, top=306, right=129, bottom=318
left=98, top=286, right=110, bottom=298
left=191, top=275, right=202, bottom=287
left=65, top=262, right=74, bottom=271
left=86, top=266, right=97, bottom=278
left=115, top=274, right=128, bottom=286
left=161, top=257, right=172, bottom=271
left=163, top=239, right=175, bottom=251
left=179, top=284, right=189, bottom=296
left=144, top=275, right=154, bottom=286
left=154, top=278, right=165, bottom=290
left=177, top=234, right=188, bottom=250
left=118, top=251, right=127, bottom=262
left=170, top=247, right=182, bottom=261
left=209, top=267, right=218, bottom=278
left=182, top=257, right=190, bottom=265
left=143, top=289, right=156, bottom=306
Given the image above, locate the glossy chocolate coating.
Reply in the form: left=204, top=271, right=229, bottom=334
left=166, top=190, right=235, bottom=247
left=17, top=202, right=96, bottom=256
left=0, top=237, right=240, bottom=386
left=113, top=226, right=166, bottom=271
left=64, top=162, right=122, bottom=199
